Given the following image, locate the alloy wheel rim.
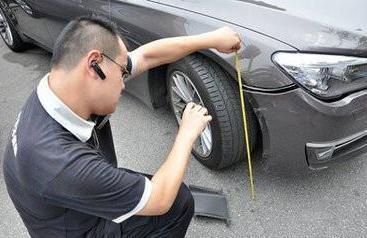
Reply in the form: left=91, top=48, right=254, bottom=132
left=170, top=71, right=213, bottom=158
left=0, top=9, right=13, bottom=46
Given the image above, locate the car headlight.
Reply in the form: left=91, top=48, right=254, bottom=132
left=272, top=52, right=367, bottom=100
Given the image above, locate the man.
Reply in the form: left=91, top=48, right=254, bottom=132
left=3, top=16, right=241, bottom=237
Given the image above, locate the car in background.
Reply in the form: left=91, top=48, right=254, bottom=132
left=1, top=0, right=367, bottom=174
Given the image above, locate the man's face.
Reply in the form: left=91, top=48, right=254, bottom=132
left=91, top=39, right=128, bottom=115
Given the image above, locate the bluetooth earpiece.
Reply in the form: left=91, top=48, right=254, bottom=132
left=91, top=60, right=106, bottom=80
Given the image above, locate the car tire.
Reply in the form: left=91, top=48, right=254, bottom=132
left=0, top=7, right=29, bottom=52
left=167, top=54, right=257, bottom=169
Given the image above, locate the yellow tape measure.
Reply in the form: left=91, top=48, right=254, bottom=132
left=235, top=51, right=256, bottom=200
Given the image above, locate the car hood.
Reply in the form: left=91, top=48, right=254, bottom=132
left=154, top=0, right=367, bottom=57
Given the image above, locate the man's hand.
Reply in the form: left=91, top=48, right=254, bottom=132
left=178, top=102, right=212, bottom=144
left=205, top=27, right=242, bottom=53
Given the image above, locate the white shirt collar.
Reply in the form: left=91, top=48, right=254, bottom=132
left=36, top=73, right=95, bottom=142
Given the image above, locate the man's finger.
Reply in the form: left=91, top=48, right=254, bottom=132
left=182, top=102, right=195, bottom=115
left=234, top=37, right=241, bottom=49
left=194, top=104, right=203, bottom=112
left=199, top=107, right=208, bottom=115
left=185, top=102, right=195, bottom=110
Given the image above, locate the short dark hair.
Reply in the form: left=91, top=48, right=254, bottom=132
left=51, top=15, right=122, bottom=70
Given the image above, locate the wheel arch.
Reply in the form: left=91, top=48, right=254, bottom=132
left=147, top=51, right=238, bottom=108
left=147, top=52, right=265, bottom=167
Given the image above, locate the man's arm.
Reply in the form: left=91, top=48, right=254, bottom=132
left=137, top=102, right=212, bottom=215
left=130, top=27, right=241, bottom=77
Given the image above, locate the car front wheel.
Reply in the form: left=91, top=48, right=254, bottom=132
left=167, top=54, right=257, bottom=169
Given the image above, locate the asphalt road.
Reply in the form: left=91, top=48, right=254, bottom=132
left=0, top=40, right=366, bottom=238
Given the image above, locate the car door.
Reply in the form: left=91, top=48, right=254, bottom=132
left=47, top=0, right=165, bottom=51
left=82, top=0, right=110, bottom=16
left=106, top=0, right=183, bottom=106
left=11, top=0, right=53, bottom=49
left=39, top=0, right=89, bottom=48
left=45, top=0, right=120, bottom=47
left=108, top=0, right=169, bottom=51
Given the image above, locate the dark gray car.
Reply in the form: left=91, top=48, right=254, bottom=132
left=1, top=0, right=367, bottom=174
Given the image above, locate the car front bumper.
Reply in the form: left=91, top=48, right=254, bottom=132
left=250, top=87, right=367, bottom=174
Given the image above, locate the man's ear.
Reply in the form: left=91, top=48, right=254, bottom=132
left=85, top=50, right=103, bottom=79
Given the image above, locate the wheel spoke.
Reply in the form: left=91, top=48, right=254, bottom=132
left=5, top=27, right=12, bottom=44
left=176, top=74, right=193, bottom=100
left=0, top=21, right=5, bottom=34
left=0, top=10, right=13, bottom=45
left=173, top=74, right=194, bottom=102
left=183, top=76, right=196, bottom=99
left=199, top=136, right=207, bottom=154
left=172, top=86, right=189, bottom=103
left=173, top=100, right=186, bottom=111
left=200, top=127, right=212, bottom=153
left=173, top=75, right=189, bottom=101
left=172, top=100, right=186, bottom=120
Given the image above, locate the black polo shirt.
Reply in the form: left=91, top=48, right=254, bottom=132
left=3, top=55, right=152, bottom=238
